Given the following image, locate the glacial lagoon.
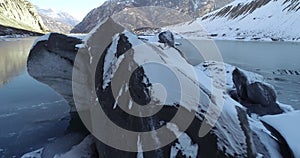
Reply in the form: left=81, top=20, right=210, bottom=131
left=0, top=37, right=299, bottom=157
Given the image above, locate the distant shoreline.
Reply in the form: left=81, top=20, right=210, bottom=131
left=203, top=34, right=300, bottom=43
left=0, top=24, right=44, bottom=39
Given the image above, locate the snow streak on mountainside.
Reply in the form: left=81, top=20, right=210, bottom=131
left=197, top=0, right=300, bottom=41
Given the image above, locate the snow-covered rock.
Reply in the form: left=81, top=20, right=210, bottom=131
left=27, top=18, right=297, bottom=157
left=72, top=18, right=286, bottom=157
left=231, top=68, right=283, bottom=115
left=158, top=30, right=175, bottom=47
left=262, top=111, right=300, bottom=158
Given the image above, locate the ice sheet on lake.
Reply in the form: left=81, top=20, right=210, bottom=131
left=21, top=148, right=43, bottom=158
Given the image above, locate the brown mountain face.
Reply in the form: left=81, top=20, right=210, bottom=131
left=71, top=0, right=232, bottom=33
left=111, top=6, right=193, bottom=31
left=0, top=0, right=48, bottom=33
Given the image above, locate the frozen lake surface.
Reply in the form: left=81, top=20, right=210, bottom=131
left=216, top=40, right=300, bottom=109
left=177, top=39, right=300, bottom=109
left=0, top=38, right=72, bottom=157
left=0, top=37, right=299, bottom=157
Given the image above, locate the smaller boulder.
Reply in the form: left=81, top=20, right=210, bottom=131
left=231, top=68, right=284, bottom=116
left=158, top=30, right=175, bottom=47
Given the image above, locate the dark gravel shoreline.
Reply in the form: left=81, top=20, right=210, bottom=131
left=0, top=24, right=44, bottom=38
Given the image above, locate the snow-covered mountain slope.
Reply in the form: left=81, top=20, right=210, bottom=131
left=35, top=6, right=80, bottom=33
left=26, top=18, right=299, bottom=157
left=38, top=14, right=73, bottom=33
left=175, top=0, right=300, bottom=41
left=36, top=7, right=79, bottom=26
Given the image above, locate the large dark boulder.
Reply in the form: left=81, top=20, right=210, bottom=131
left=27, top=18, right=290, bottom=158
left=72, top=18, right=269, bottom=157
left=27, top=33, right=82, bottom=112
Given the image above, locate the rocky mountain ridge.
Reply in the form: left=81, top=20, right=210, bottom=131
left=71, top=0, right=232, bottom=33
left=0, top=0, right=48, bottom=33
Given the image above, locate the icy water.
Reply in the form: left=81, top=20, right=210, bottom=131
left=0, top=38, right=299, bottom=157
left=0, top=38, right=71, bottom=157
left=216, top=40, right=300, bottom=109
left=177, top=39, right=300, bottom=109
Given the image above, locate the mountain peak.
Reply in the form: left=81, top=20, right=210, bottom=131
left=34, top=6, right=80, bottom=33
left=36, top=6, right=79, bottom=26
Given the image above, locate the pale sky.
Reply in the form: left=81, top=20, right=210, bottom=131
left=28, top=0, right=107, bottom=21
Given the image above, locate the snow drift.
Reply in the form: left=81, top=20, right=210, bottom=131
left=168, top=0, right=300, bottom=41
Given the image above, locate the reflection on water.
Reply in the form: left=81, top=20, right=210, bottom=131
left=0, top=39, right=33, bottom=87
left=0, top=38, right=80, bottom=158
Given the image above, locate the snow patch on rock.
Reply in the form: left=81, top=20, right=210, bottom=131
left=167, top=123, right=198, bottom=158
left=31, top=33, right=51, bottom=50
left=262, top=111, right=300, bottom=158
